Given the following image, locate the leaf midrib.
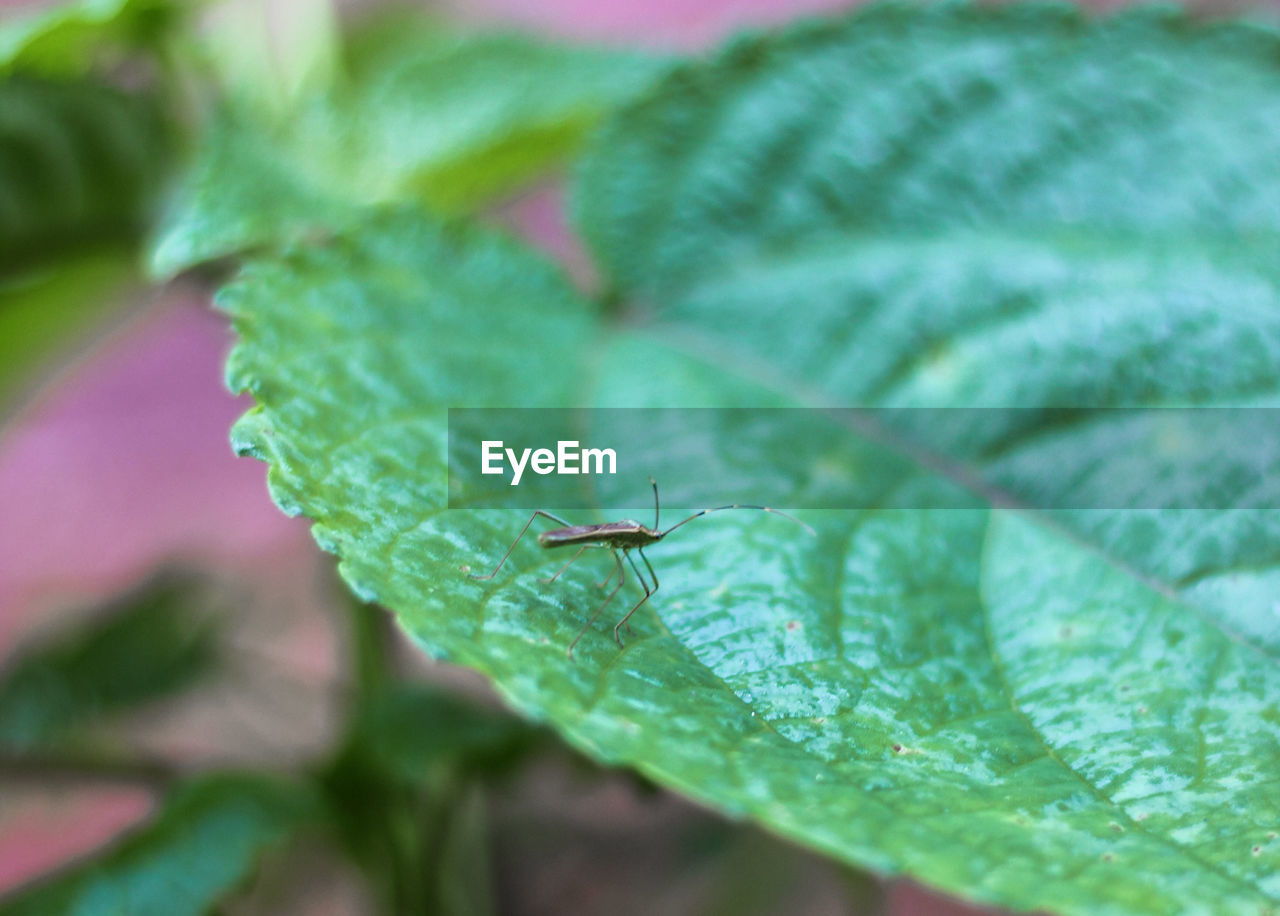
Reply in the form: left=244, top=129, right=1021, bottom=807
left=613, top=319, right=1280, bottom=667
left=542, top=278, right=1279, bottom=898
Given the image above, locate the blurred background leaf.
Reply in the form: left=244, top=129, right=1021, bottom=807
left=0, top=0, right=178, bottom=419
left=150, top=25, right=667, bottom=275
left=0, top=573, right=218, bottom=752
left=0, top=0, right=179, bottom=78
left=0, top=774, right=315, bottom=915
left=0, top=77, right=171, bottom=270
left=576, top=4, right=1280, bottom=299
left=0, top=247, right=138, bottom=414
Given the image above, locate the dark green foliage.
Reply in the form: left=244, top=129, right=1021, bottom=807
left=0, top=77, right=169, bottom=270
left=0, top=575, right=219, bottom=751
left=0, top=775, right=315, bottom=916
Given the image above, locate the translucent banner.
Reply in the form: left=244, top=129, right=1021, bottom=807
left=446, top=407, right=1280, bottom=511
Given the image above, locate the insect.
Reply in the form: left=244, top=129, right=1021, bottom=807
left=466, top=479, right=815, bottom=657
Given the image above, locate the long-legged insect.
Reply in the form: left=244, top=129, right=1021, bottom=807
left=466, top=479, right=816, bottom=658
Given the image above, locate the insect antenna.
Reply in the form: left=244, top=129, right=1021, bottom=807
left=650, top=476, right=660, bottom=529
left=659, top=503, right=816, bottom=538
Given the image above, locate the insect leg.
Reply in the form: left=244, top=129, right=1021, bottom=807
left=632, top=550, right=660, bottom=635
left=596, top=559, right=619, bottom=590
left=639, top=549, right=659, bottom=593
left=568, top=549, right=626, bottom=659
left=617, top=549, right=646, bottom=636
left=615, top=548, right=653, bottom=647
left=540, top=545, right=591, bottom=584
left=467, top=510, right=574, bottom=580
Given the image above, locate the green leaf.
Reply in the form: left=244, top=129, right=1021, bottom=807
left=150, top=30, right=667, bottom=277
left=0, top=0, right=178, bottom=77
left=0, top=575, right=218, bottom=751
left=328, top=32, right=665, bottom=212
left=0, top=76, right=171, bottom=269
left=575, top=3, right=1280, bottom=301
left=573, top=2, right=1280, bottom=628
left=0, top=774, right=313, bottom=915
left=212, top=6, right=1280, bottom=915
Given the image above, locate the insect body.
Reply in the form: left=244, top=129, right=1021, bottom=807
left=467, top=479, right=815, bottom=657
